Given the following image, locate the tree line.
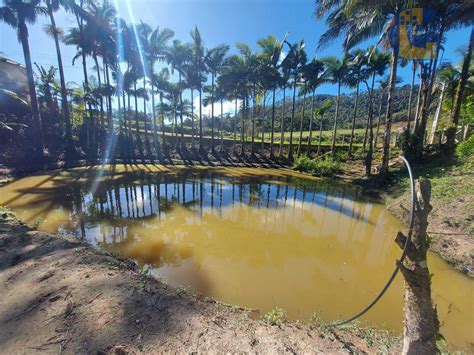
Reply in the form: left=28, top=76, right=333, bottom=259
left=0, top=0, right=472, bottom=175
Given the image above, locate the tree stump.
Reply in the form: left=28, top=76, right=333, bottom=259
left=395, top=179, right=439, bottom=354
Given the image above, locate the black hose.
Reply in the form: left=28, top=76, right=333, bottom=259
left=327, top=156, right=416, bottom=327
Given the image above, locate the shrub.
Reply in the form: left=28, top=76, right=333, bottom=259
left=456, top=135, right=474, bottom=158
left=293, top=155, right=341, bottom=177
left=263, top=307, right=286, bottom=326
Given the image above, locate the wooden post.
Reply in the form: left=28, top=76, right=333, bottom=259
left=395, top=179, right=439, bottom=354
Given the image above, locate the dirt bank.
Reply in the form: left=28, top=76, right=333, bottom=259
left=348, top=156, right=474, bottom=277
left=0, top=211, right=399, bottom=353
left=385, top=185, right=473, bottom=277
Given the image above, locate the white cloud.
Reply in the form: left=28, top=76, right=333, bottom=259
left=192, top=96, right=241, bottom=116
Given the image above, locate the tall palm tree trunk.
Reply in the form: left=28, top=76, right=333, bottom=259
left=279, top=86, right=286, bottom=157
left=297, top=82, right=307, bottom=156
left=199, top=87, right=203, bottom=149
left=348, top=82, right=360, bottom=157
left=160, top=93, right=166, bottom=145
left=178, top=70, right=184, bottom=142
left=47, top=5, right=71, bottom=146
left=211, top=73, right=215, bottom=151
left=75, top=11, right=95, bottom=157
left=374, top=89, right=385, bottom=148
left=133, top=80, right=141, bottom=158
left=190, top=89, right=195, bottom=149
left=307, top=90, right=315, bottom=151
left=413, top=72, right=423, bottom=133
left=447, top=26, right=473, bottom=150
left=414, top=28, right=444, bottom=157
left=220, top=99, right=224, bottom=150
left=380, top=49, right=399, bottom=176
left=366, top=74, right=376, bottom=176
left=317, top=113, right=324, bottom=155
left=270, top=86, right=276, bottom=156
left=331, top=80, right=341, bottom=154
left=19, top=21, right=44, bottom=156
left=122, top=90, right=127, bottom=132
left=143, top=76, right=149, bottom=154
left=233, top=98, right=237, bottom=151
left=173, top=105, right=178, bottom=141
left=105, top=58, right=113, bottom=131
left=288, top=82, right=297, bottom=158
left=251, top=90, right=256, bottom=154
left=261, top=91, right=266, bottom=155
left=429, top=82, right=445, bottom=144
left=241, top=97, right=246, bottom=154
left=406, top=62, right=416, bottom=133
left=151, top=81, right=158, bottom=157
left=94, top=56, right=104, bottom=127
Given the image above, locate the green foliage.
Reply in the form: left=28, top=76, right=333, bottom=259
left=31, top=217, right=44, bottom=229
left=138, top=264, right=151, bottom=277
left=263, top=307, right=286, bottom=326
left=309, top=313, right=331, bottom=336
left=0, top=206, right=13, bottom=220
left=293, top=155, right=341, bottom=177
left=456, top=135, right=474, bottom=157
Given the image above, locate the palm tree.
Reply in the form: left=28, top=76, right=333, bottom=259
left=1, top=0, right=46, bottom=156
left=374, top=77, right=389, bottom=148
left=286, top=40, right=306, bottom=158
left=165, top=40, right=191, bottom=144
left=256, top=34, right=283, bottom=156
left=346, top=48, right=366, bottom=157
left=44, top=0, right=72, bottom=150
left=206, top=44, right=229, bottom=151
left=447, top=26, right=474, bottom=150
left=221, top=45, right=252, bottom=154
left=183, top=64, right=203, bottom=149
left=190, top=26, right=207, bottom=150
left=140, top=23, right=174, bottom=155
left=35, top=63, right=59, bottom=113
left=363, top=50, right=390, bottom=151
left=297, top=58, right=324, bottom=156
left=279, top=55, right=291, bottom=157
left=215, top=83, right=228, bottom=150
left=322, top=55, right=348, bottom=155
left=315, top=100, right=333, bottom=155
left=62, top=0, right=97, bottom=154
left=82, top=1, right=116, bottom=134
left=152, top=68, right=171, bottom=147
left=306, top=60, right=328, bottom=151
left=219, top=55, right=244, bottom=152
left=362, top=48, right=391, bottom=175
left=405, top=60, right=419, bottom=133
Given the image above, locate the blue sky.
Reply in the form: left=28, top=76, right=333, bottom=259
left=0, top=0, right=471, bottom=110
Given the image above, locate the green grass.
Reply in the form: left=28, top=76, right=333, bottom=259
left=293, top=155, right=341, bottom=177
left=427, top=159, right=474, bottom=202
left=124, top=121, right=408, bottom=149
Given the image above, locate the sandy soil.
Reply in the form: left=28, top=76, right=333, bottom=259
left=0, top=212, right=399, bottom=354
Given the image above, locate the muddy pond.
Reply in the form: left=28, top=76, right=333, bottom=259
left=0, top=165, right=472, bottom=351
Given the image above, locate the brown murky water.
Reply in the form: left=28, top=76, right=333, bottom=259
left=0, top=165, right=472, bottom=351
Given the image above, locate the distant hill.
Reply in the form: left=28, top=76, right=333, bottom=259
left=261, top=84, right=417, bottom=132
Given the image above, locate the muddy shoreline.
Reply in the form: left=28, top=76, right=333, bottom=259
left=0, top=211, right=399, bottom=353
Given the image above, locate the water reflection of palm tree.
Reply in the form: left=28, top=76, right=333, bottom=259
left=219, top=182, right=223, bottom=217
left=72, top=185, right=86, bottom=239
left=199, top=180, right=204, bottom=219
left=147, top=183, right=153, bottom=214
